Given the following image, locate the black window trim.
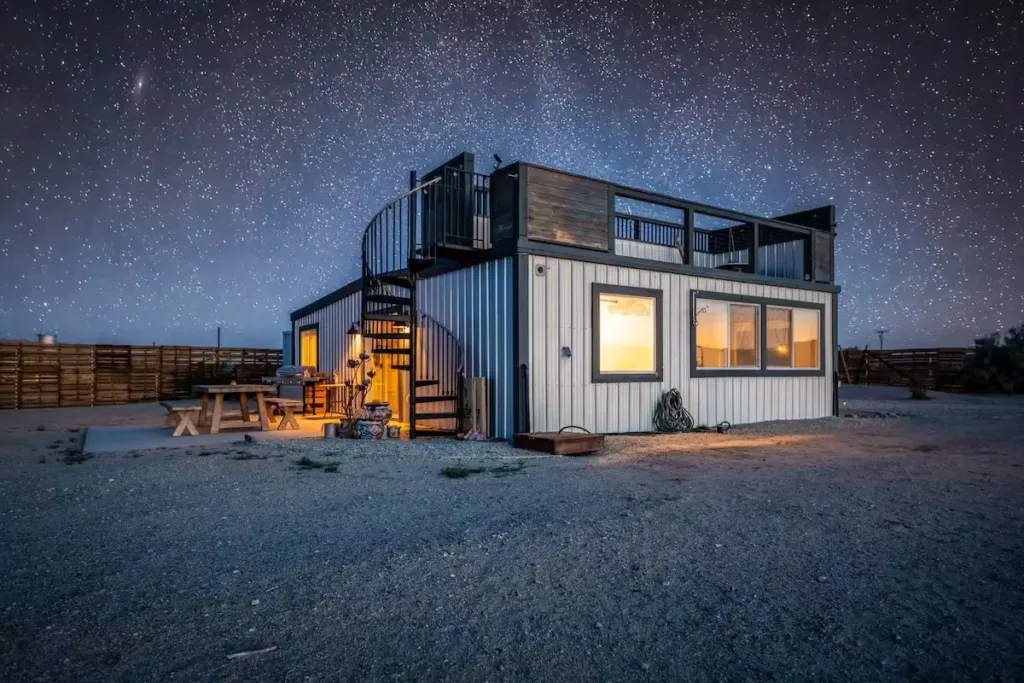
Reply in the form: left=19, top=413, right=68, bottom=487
left=690, top=291, right=826, bottom=378
left=592, top=283, right=664, bottom=383
left=297, top=322, right=319, bottom=371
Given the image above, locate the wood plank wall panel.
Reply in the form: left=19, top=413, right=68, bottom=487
left=839, top=348, right=972, bottom=391
left=526, top=255, right=834, bottom=433
left=0, top=342, right=283, bottom=410
left=94, top=345, right=131, bottom=405
left=0, top=344, right=21, bottom=409
left=526, top=166, right=610, bottom=251
left=58, top=345, right=95, bottom=407
left=18, top=344, right=59, bottom=408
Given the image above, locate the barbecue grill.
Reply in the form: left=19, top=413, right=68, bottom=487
left=264, top=366, right=326, bottom=411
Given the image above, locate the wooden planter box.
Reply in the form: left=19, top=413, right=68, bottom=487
left=513, top=431, right=604, bottom=456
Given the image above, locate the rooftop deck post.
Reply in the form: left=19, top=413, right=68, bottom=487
left=751, top=221, right=759, bottom=275
left=683, top=208, right=694, bottom=265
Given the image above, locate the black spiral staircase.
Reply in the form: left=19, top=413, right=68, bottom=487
left=360, top=165, right=488, bottom=438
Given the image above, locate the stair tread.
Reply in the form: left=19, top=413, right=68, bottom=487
left=364, top=313, right=411, bottom=322
left=413, top=394, right=458, bottom=403
left=378, top=274, right=412, bottom=287
left=367, top=304, right=406, bottom=315
left=393, top=364, right=411, bottom=370
left=437, top=242, right=479, bottom=252
left=414, top=379, right=439, bottom=387
left=363, top=332, right=412, bottom=340
left=415, top=411, right=460, bottom=420
left=414, top=429, right=459, bottom=437
left=366, top=294, right=412, bottom=305
left=409, top=257, right=434, bottom=271
left=372, top=348, right=411, bottom=354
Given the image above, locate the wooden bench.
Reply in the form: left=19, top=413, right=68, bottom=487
left=263, top=397, right=302, bottom=431
left=160, top=402, right=202, bottom=437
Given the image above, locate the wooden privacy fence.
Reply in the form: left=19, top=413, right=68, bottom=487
left=839, top=347, right=973, bottom=391
left=0, top=342, right=283, bottom=410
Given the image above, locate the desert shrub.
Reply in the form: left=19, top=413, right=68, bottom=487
left=963, top=326, right=1024, bottom=393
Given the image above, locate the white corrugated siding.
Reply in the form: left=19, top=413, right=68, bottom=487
left=292, top=290, right=362, bottom=379
left=419, top=257, right=515, bottom=439
left=527, top=254, right=834, bottom=433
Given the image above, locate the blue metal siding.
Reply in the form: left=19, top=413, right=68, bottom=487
left=292, top=290, right=362, bottom=378
left=419, top=258, right=515, bottom=439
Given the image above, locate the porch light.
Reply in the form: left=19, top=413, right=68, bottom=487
left=347, top=323, right=360, bottom=336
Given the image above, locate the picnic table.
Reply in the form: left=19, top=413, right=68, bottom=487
left=193, top=384, right=277, bottom=434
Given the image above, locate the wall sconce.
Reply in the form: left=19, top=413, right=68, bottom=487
left=347, top=323, right=360, bottom=336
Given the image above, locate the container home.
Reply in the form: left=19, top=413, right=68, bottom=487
left=289, top=153, right=839, bottom=439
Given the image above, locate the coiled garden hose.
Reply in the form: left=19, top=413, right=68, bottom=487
left=653, top=389, right=731, bottom=433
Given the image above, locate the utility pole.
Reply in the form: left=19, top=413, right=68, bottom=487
left=875, top=328, right=889, bottom=350
left=216, top=326, right=221, bottom=348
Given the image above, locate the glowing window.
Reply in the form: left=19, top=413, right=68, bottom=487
left=767, top=306, right=819, bottom=369
left=299, top=326, right=318, bottom=369
left=695, top=299, right=759, bottom=368
left=593, top=285, right=662, bottom=382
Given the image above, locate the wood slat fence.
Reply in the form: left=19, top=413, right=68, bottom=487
left=0, top=342, right=282, bottom=410
left=839, top=347, right=973, bottom=391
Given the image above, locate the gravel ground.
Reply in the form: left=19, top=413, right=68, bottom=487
left=1, top=388, right=1022, bottom=682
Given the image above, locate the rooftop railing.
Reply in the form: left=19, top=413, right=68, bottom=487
left=613, top=212, right=813, bottom=283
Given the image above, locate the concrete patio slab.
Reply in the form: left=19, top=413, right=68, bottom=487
left=84, top=418, right=327, bottom=453
left=84, top=425, right=245, bottom=453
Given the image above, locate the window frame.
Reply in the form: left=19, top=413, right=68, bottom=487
left=591, top=283, right=664, bottom=383
left=690, top=291, right=825, bottom=378
left=297, top=322, right=319, bottom=371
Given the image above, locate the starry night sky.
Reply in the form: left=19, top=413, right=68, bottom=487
left=2, top=1, right=1020, bottom=349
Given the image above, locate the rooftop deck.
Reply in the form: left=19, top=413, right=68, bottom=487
left=428, top=154, right=836, bottom=287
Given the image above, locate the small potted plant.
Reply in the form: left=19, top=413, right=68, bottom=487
left=340, top=353, right=375, bottom=437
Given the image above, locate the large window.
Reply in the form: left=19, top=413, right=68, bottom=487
left=766, top=306, right=820, bottom=369
left=691, top=292, right=824, bottom=376
left=592, top=284, right=663, bottom=382
left=299, top=324, right=318, bottom=369
left=694, top=299, right=760, bottom=369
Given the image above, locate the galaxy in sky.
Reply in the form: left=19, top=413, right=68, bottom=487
left=1, top=1, right=1020, bottom=348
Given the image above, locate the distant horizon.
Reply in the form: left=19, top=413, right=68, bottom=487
left=2, top=321, right=1014, bottom=352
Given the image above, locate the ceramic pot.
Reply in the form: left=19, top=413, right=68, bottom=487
left=354, top=418, right=384, bottom=440
left=362, top=401, right=392, bottom=423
